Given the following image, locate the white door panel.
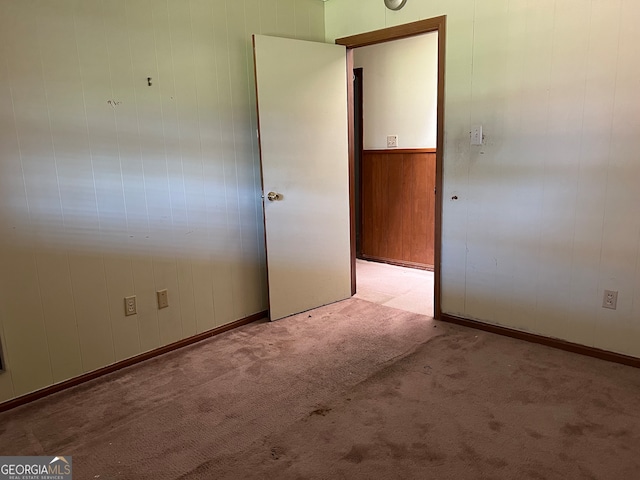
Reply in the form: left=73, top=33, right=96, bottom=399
left=253, top=34, right=351, bottom=321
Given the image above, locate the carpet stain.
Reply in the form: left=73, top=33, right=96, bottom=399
left=417, top=423, right=433, bottom=436
left=525, top=428, right=543, bottom=439
left=445, top=370, right=468, bottom=380
left=561, top=422, right=603, bottom=436
left=486, top=457, right=508, bottom=468
left=444, top=339, right=463, bottom=350
left=488, top=420, right=503, bottom=432
left=270, top=446, right=285, bottom=460
left=445, top=353, right=467, bottom=365
left=509, top=390, right=536, bottom=405
left=233, top=347, right=261, bottom=362
left=459, top=442, right=479, bottom=461
left=196, top=399, right=214, bottom=413
left=380, top=386, right=401, bottom=398
left=309, top=407, right=332, bottom=417
left=246, top=362, right=263, bottom=377
left=612, top=428, right=631, bottom=437
left=458, top=442, right=507, bottom=470
left=411, top=442, right=446, bottom=462
left=578, top=465, right=599, bottom=480
left=516, top=366, right=553, bottom=389
left=383, top=439, right=411, bottom=460
left=342, top=444, right=367, bottom=464
left=318, top=429, right=336, bottom=444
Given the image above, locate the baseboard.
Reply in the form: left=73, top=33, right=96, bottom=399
left=440, top=313, right=640, bottom=368
left=0, top=310, right=268, bottom=413
left=359, top=255, right=433, bottom=271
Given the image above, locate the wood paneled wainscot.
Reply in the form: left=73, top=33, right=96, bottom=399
left=361, top=149, right=436, bottom=269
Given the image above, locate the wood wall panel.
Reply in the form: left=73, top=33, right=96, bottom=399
left=386, top=159, right=404, bottom=261
left=400, top=155, right=414, bottom=263
left=361, top=150, right=435, bottom=269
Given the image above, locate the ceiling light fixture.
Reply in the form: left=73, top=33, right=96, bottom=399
left=384, top=0, right=408, bottom=10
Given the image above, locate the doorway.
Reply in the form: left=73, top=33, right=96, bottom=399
left=353, top=33, right=437, bottom=271
left=336, top=17, right=446, bottom=319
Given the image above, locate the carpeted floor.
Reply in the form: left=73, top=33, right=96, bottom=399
left=1, top=298, right=639, bottom=479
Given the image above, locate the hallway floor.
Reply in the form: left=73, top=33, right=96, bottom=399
left=354, top=259, right=434, bottom=317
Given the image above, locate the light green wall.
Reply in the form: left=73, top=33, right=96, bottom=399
left=0, top=0, right=324, bottom=402
left=327, top=0, right=640, bottom=356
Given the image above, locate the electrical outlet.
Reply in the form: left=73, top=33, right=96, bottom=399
left=602, top=290, right=618, bottom=310
left=386, top=135, right=398, bottom=148
left=157, top=289, right=169, bottom=309
left=124, top=295, right=137, bottom=316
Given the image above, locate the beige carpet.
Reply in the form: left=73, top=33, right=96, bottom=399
left=1, top=298, right=639, bottom=479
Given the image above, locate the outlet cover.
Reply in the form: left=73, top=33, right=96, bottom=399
left=157, top=289, right=169, bottom=309
left=386, top=135, right=398, bottom=148
left=602, top=290, right=618, bottom=310
left=124, top=295, right=137, bottom=316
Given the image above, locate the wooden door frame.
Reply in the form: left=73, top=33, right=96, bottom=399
left=336, top=16, right=446, bottom=320
left=353, top=67, right=364, bottom=258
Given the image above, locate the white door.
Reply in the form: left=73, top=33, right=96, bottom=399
left=253, top=34, right=351, bottom=321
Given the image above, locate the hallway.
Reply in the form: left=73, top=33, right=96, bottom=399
left=354, top=259, right=434, bottom=317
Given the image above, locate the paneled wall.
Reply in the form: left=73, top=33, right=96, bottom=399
left=0, top=0, right=324, bottom=403
left=327, top=0, right=640, bottom=358
left=361, top=150, right=435, bottom=269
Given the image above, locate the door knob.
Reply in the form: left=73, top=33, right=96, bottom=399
left=267, top=191, right=282, bottom=201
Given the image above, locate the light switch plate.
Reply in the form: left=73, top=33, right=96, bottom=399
left=471, top=125, right=483, bottom=145
left=387, top=135, right=398, bottom=148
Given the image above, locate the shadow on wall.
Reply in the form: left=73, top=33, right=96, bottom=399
left=0, top=129, right=264, bottom=258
